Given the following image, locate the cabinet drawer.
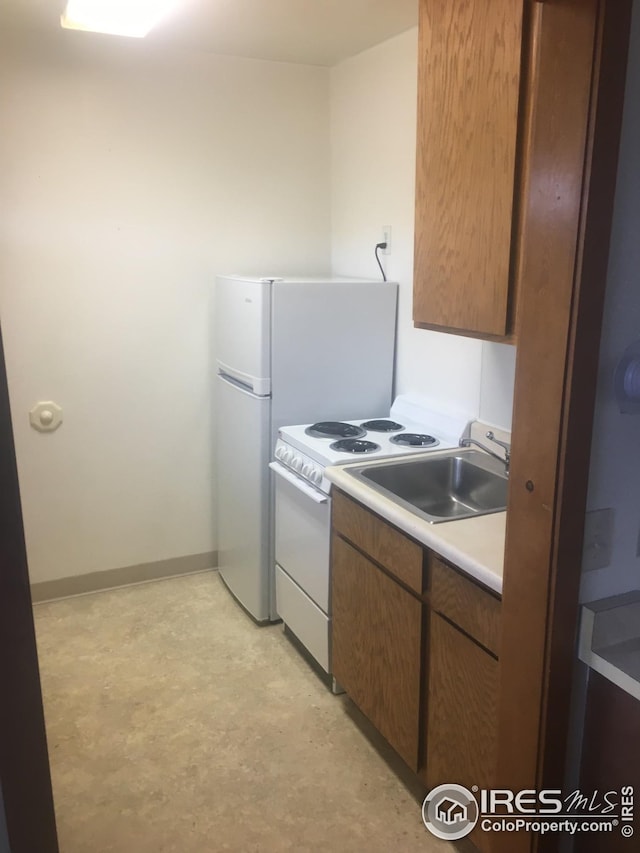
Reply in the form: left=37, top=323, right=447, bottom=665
left=430, top=557, right=501, bottom=656
left=332, top=490, right=425, bottom=594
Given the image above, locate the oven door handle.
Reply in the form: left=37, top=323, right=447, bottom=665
left=269, top=461, right=328, bottom=504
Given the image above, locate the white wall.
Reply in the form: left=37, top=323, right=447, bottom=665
left=0, top=23, right=518, bottom=587
left=329, top=28, right=516, bottom=428
left=580, top=0, right=640, bottom=604
left=0, top=30, right=331, bottom=583
left=480, top=342, right=517, bottom=430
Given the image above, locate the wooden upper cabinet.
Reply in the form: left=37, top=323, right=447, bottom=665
left=413, top=0, right=525, bottom=339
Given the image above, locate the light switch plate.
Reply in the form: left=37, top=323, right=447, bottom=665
left=582, top=508, right=614, bottom=572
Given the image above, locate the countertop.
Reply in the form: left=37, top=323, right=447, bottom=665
left=326, top=451, right=506, bottom=595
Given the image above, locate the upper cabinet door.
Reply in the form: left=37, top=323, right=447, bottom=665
left=413, top=0, right=524, bottom=339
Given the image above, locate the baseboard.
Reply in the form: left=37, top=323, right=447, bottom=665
left=30, top=551, right=218, bottom=603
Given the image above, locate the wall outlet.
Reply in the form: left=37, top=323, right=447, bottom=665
left=582, top=508, right=614, bottom=572
left=381, top=226, right=391, bottom=255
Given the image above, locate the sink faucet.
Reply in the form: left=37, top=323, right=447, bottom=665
left=459, top=431, right=511, bottom=476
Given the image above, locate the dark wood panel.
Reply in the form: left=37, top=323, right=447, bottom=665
left=0, top=327, right=59, bottom=852
left=332, top=534, right=423, bottom=769
left=496, top=4, right=634, bottom=853
left=414, top=0, right=523, bottom=337
left=576, top=671, right=640, bottom=853
left=499, top=0, right=595, bottom=794
left=430, top=558, right=501, bottom=656
left=425, top=613, right=499, bottom=853
left=536, top=0, right=634, bottom=815
left=331, top=490, right=425, bottom=595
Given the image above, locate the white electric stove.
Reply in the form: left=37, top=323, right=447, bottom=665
left=269, top=395, right=471, bottom=687
left=274, top=395, right=470, bottom=494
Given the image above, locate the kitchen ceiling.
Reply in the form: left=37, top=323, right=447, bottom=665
left=0, top=0, right=419, bottom=66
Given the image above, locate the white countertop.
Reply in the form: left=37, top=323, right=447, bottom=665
left=326, top=454, right=506, bottom=595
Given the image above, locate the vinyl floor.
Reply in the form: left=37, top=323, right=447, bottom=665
left=34, top=572, right=454, bottom=852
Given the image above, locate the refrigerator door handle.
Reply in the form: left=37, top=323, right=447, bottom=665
left=269, top=462, right=328, bottom=504
left=217, top=360, right=271, bottom=396
left=217, top=370, right=271, bottom=399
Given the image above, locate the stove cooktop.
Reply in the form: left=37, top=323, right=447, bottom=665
left=274, top=395, right=472, bottom=491
left=279, top=421, right=448, bottom=466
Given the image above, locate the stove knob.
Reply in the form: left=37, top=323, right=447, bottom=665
left=302, top=464, right=314, bottom=478
left=275, top=444, right=285, bottom=460
left=292, top=456, right=304, bottom=472
left=311, top=469, right=323, bottom=485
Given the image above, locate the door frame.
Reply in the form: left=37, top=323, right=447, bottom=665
left=0, top=328, right=59, bottom=852
left=496, top=2, right=633, bottom=852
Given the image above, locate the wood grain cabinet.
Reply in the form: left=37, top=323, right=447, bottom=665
left=331, top=534, right=423, bottom=769
left=331, top=491, right=427, bottom=769
left=331, top=490, right=502, bottom=825
left=413, top=0, right=527, bottom=339
left=425, top=560, right=501, bottom=853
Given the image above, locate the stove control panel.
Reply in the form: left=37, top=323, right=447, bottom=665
left=274, top=440, right=324, bottom=486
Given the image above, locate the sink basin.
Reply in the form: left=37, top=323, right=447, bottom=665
left=349, top=449, right=508, bottom=524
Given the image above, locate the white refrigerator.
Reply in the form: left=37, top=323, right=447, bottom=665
left=215, top=275, right=398, bottom=622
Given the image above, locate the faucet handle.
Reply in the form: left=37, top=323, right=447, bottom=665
left=486, top=431, right=510, bottom=454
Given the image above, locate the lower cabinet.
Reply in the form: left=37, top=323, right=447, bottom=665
left=332, top=534, right=423, bottom=770
left=331, top=489, right=502, bottom=853
left=424, top=556, right=501, bottom=798
left=425, top=614, right=499, bottom=853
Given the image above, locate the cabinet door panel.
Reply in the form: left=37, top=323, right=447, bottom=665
left=426, top=614, right=498, bottom=853
left=414, top=0, right=523, bottom=337
left=332, top=535, right=422, bottom=769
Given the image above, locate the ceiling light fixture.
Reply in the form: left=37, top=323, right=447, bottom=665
left=60, top=0, right=179, bottom=38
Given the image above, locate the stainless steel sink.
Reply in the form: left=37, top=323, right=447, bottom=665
left=348, top=449, right=508, bottom=524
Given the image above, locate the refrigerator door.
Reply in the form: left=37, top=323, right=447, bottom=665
left=216, top=373, right=272, bottom=621
left=215, top=276, right=271, bottom=395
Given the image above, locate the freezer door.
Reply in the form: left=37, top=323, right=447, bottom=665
left=215, top=276, right=271, bottom=395
left=216, top=373, right=272, bottom=621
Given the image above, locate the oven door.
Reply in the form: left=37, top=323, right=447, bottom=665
left=269, top=461, right=330, bottom=613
